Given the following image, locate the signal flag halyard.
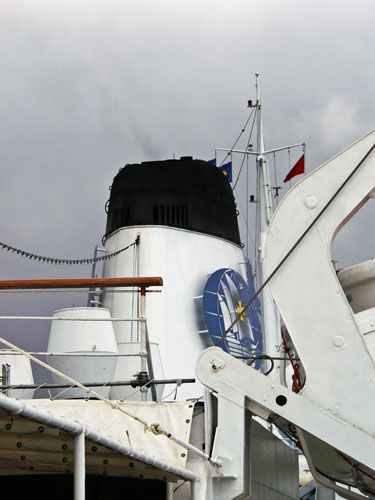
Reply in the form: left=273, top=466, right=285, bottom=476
left=283, top=154, right=305, bottom=183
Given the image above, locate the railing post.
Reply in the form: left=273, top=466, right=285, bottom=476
left=139, top=286, right=148, bottom=401
left=74, top=432, right=85, bottom=500
left=1, top=364, right=10, bottom=397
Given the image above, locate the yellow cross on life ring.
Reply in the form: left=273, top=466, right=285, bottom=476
left=236, top=300, right=245, bottom=321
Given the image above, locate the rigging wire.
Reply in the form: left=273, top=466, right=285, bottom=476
left=273, top=152, right=278, bottom=189
left=230, top=107, right=257, bottom=261
left=232, top=108, right=257, bottom=190
left=215, top=141, right=375, bottom=348
left=162, top=379, right=182, bottom=401
left=233, top=187, right=256, bottom=256
left=120, top=379, right=154, bottom=402
left=130, top=241, right=139, bottom=342
left=218, top=107, right=256, bottom=168
left=246, top=153, right=249, bottom=258
left=272, top=152, right=280, bottom=210
left=216, top=107, right=257, bottom=262
left=0, top=237, right=138, bottom=265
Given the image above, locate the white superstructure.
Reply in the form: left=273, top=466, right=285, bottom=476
left=102, top=225, right=247, bottom=400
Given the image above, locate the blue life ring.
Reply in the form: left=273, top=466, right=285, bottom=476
left=202, top=267, right=263, bottom=369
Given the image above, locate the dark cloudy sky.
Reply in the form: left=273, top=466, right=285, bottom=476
left=0, top=0, right=373, bottom=373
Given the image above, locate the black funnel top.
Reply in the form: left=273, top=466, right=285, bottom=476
left=104, top=157, right=241, bottom=245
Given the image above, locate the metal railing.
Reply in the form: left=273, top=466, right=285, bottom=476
left=0, top=276, right=164, bottom=398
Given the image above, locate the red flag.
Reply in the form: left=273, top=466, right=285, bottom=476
left=283, top=154, right=305, bottom=183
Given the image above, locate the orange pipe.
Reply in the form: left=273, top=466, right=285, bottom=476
left=0, top=277, right=163, bottom=290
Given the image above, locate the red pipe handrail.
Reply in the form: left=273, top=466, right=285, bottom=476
left=0, top=277, right=163, bottom=290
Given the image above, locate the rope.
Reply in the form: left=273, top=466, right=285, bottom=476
left=0, top=335, right=149, bottom=428
left=281, top=328, right=303, bottom=393
left=215, top=141, right=375, bottom=348
left=0, top=238, right=138, bottom=265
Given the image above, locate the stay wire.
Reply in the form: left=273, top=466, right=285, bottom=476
left=233, top=187, right=256, bottom=255
left=218, top=107, right=255, bottom=168
left=233, top=108, right=257, bottom=190
left=273, top=152, right=280, bottom=209
left=246, top=154, right=249, bottom=258
left=130, top=242, right=138, bottom=342
left=273, top=152, right=278, bottom=187
left=215, top=142, right=375, bottom=347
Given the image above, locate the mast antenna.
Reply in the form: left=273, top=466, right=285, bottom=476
left=254, top=73, right=281, bottom=379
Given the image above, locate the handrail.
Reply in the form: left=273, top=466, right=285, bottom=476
left=0, top=316, right=140, bottom=321
left=0, top=277, right=163, bottom=289
left=0, top=276, right=164, bottom=401
left=0, top=377, right=196, bottom=390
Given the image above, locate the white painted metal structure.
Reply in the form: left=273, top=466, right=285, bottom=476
left=338, top=259, right=375, bottom=313
left=265, top=129, right=375, bottom=457
left=102, top=225, right=247, bottom=401
left=47, top=307, right=118, bottom=398
left=0, top=390, right=300, bottom=500
left=197, top=129, right=375, bottom=499
left=338, top=260, right=375, bottom=364
left=0, top=394, right=200, bottom=496
left=0, top=351, right=34, bottom=398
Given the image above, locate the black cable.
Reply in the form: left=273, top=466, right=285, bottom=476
left=248, top=354, right=274, bottom=376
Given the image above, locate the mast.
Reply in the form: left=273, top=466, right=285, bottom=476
left=214, top=75, right=304, bottom=381
left=255, top=73, right=281, bottom=379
